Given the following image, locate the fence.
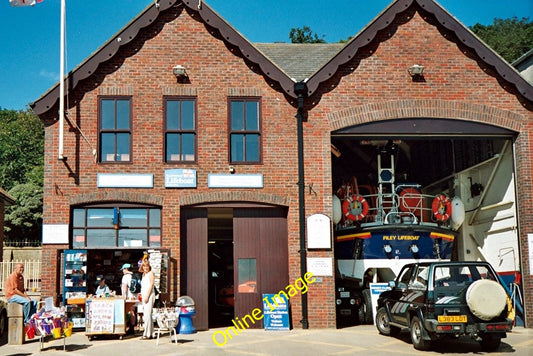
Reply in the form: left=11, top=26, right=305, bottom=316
left=0, top=260, right=42, bottom=296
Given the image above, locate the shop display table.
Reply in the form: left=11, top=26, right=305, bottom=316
left=85, top=297, right=139, bottom=340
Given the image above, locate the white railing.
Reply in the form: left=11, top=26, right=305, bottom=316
left=0, top=260, right=42, bottom=297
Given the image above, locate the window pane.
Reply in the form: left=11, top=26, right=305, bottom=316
left=120, top=209, right=147, bottom=227
left=231, top=134, right=244, bottom=161
left=149, top=209, right=161, bottom=227
left=246, top=134, right=259, bottom=161
left=182, top=133, right=195, bottom=161
left=116, top=100, right=130, bottom=129
left=87, top=229, right=116, bottom=247
left=87, top=209, right=114, bottom=227
left=245, top=101, right=259, bottom=130
left=238, top=258, right=257, bottom=293
left=166, top=101, right=179, bottom=130
left=101, top=100, right=115, bottom=129
left=166, top=133, right=179, bottom=161
left=231, top=101, right=244, bottom=130
left=73, top=229, right=85, bottom=248
left=73, top=209, right=85, bottom=227
left=181, top=101, right=195, bottom=130
left=118, top=229, right=147, bottom=247
left=101, top=133, right=115, bottom=161
left=149, top=229, right=161, bottom=247
left=116, top=133, right=130, bottom=160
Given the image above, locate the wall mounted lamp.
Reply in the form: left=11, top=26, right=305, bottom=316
left=173, top=64, right=187, bottom=78
left=408, top=64, right=424, bottom=76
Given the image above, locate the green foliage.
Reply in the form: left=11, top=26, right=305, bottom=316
left=470, top=17, right=533, bottom=63
left=0, top=108, right=44, bottom=241
left=5, top=182, right=43, bottom=240
left=0, top=109, right=44, bottom=190
left=289, top=26, right=326, bottom=43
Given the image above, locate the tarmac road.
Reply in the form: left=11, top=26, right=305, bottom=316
left=1, top=325, right=532, bottom=355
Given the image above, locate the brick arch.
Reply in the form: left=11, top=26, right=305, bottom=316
left=328, top=99, right=524, bottom=132
left=69, top=191, right=164, bottom=206
left=179, top=191, right=290, bottom=207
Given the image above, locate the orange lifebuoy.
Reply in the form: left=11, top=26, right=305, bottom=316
left=342, top=194, right=369, bottom=221
left=432, top=194, right=452, bottom=222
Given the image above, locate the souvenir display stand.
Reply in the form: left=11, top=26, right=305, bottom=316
left=27, top=299, right=73, bottom=351
left=85, top=297, right=138, bottom=340
left=63, top=249, right=87, bottom=328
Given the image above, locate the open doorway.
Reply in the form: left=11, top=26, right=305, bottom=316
left=207, top=208, right=234, bottom=328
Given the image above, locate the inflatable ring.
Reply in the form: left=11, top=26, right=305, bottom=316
left=432, top=194, right=451, bottom=222
left=342, top=194, right=369, bottom=221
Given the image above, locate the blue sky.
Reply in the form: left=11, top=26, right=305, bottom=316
left=1, top=0, right=531, bottom=111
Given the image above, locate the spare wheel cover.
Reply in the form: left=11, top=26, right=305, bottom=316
left=466, top=279, right=507, bottom=321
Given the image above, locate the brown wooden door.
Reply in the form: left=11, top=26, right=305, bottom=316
left=233, top=207, right=288, bottom=329
left=183, top=208, right=208, bottom=331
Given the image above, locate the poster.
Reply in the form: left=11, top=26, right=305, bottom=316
left=88, top=299, right=114, bottom=333
left=262, top=293, right=290, bottom=331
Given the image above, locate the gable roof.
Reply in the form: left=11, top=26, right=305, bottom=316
left=31, top=0, right=533, bottom=116
left=306, top=0, right=533, bottom=101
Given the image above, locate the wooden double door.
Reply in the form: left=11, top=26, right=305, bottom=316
left=182, top=205, right=289, bottom=330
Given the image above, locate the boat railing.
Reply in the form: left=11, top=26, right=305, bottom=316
left=360, top=190, right=446, bottom=228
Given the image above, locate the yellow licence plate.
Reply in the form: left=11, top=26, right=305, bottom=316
left=438, top=315, right=467, bottom=323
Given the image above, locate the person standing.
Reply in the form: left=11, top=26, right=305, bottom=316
left=121, top=263, right=137, bottom=335
left=120, top=263, right=134, bottom=299
left=5, top=263, right=37, bottom=325
left=140, top=263, right=155, bottom=339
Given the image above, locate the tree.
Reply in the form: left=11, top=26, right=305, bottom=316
left=470, top=17, right=533, bottom=63
left=0, top=108, right=44, bottom=242
left=289, top=26, right=326, bottom=43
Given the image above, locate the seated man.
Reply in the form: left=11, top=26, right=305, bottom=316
left=5, top=263, right=38, bottom=325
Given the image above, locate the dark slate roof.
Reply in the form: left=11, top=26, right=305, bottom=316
left=254, top=43, right=346, bottom=82
left=31, top=0, right=533, bottom=116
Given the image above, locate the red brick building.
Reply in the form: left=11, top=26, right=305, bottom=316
left=32, top=0, right=533, bottom=329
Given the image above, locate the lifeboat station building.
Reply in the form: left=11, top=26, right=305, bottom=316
left=32, top=0, right=533, bottom=330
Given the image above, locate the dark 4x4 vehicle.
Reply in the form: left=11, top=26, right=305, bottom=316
left=375, top=261, right=513, bottom=351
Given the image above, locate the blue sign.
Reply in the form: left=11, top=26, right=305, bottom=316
left=165, top=169, right=197, bottom=188
left=262, top=293, right=290, bottom=331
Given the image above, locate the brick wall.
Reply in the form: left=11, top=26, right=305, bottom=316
left=40, top=5, right=533, bottom=328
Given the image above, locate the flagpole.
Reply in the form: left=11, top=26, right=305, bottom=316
left=58, top=0, right=65, bottom=160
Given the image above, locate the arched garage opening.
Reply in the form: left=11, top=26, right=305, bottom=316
left=331, top=118, right=523, bottom=327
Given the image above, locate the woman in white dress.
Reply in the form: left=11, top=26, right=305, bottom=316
left=140, top=263, right=155, bottom=339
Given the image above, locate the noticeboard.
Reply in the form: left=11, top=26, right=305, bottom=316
left=262, top=293, right=290, bottom=331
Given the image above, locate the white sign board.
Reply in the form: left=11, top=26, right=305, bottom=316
left=528, top=234, right=533, bottom=275
left=97, top=173, right=153, bottom=188
left=208, top=174, right=263, bottom=188
left=369, top=283, right=390, bottom=324
left=42, top=224, right=69, bottom=244
left=307, top=213, right=331, bottom=249
left=306, top=257, right=333, bottom=276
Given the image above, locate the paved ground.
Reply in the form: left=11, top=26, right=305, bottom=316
left=1, top=325, right=532, bottom=355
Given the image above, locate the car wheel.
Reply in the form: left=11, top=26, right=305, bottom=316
left=480, top=334, right=501, bottom=351
left=0, top=310, right=7, bottom=338
left=361, top=289, right=373, bottom=324
left=375, top=307, right=400, bottom=336
left=466, top=279, right=507, bottom=321
left=410, top=316, right=431, bottom=351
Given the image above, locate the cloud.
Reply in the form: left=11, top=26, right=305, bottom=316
left=39, top=69, right=59, bottom=81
